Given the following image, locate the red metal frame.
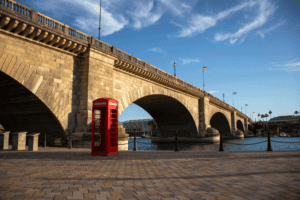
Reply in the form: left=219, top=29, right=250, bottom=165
left=91, top=98, right=119, bottom=156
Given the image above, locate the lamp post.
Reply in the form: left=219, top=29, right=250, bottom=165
left=203, top=66, right=208, bottom=91
left=174, top=61, right=176, bottom=77
left=245, top=104, right=248, bottom=115
left=223, top=93, right=225, bottom=102
left=232, top=92, right=237, bottom=107
left=98, top=0, right=102, bottom=40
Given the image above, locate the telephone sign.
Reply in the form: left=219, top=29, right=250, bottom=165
left=94, top=102, right=107, bottom=105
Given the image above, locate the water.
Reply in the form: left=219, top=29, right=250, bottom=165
left=127, top=137, right=300, bottom=151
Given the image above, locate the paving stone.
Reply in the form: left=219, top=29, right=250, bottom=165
left=0, top=149, right=300, bottom=200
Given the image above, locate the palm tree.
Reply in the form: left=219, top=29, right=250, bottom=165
left=295, top=111, right=299, bottom=115
left=269, top=110, right=272, bottom=120
left=258, top=113, right=260, bottom=121
left=265, top=113, right=269, bottom=121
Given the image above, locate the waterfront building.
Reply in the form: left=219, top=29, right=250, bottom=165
left=121, top=119, right=157, bottom=137
left=267, top=115, right=300, bottom=135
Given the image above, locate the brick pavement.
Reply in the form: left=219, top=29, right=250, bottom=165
left=0, top=148, right=300, bottom=200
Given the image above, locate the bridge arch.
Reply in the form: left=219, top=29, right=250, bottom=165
left=237, top=120, right=244, bottom=132
left=116, top=85, right=199, bottom=138
left=0, top=39, right=80, bottom=145
left=0, top=71, right=67, bottom=145
left=209, top=112, right=231, bottom=136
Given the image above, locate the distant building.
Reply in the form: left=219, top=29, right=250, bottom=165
left=121, top=119, right=157, bottom=137
left=268, top=115, right=300, bottom=134
left=269, top=115, right=300, bottom=124
left=252, top=115, right=300, bottom=135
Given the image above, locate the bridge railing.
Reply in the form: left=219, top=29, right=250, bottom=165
left=0, top=0, right=31, bottom=18
left=37, top=13, right=64, bottom=32
left=68, top=27, right=88, bottom=42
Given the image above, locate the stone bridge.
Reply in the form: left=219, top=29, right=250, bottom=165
left=0, top=1, right=253, bottom=145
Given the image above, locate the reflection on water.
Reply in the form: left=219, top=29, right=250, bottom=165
left=128, top=137, right=300, bottom=151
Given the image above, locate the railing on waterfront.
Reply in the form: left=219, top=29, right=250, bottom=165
left=69, top=136, right=300, bottom=151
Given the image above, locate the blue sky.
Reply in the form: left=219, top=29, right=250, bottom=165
left=16, top=0, right=300, bottom=122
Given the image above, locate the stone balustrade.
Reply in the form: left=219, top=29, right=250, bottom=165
left=37, top=12, right=63, bottom=32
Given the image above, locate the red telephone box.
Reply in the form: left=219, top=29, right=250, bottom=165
left=91, top=98, right=119, bottom=156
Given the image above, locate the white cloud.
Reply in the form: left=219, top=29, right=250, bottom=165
left=74, top=9, right=128, bottom=36
left=284, top=62, right=300, bottom=67
left=179, top=58, right=200, bottom=65
left=256, top=21, right=285, bottom=38
left=216, top=1, right=257, bottom=20
left=129, top=1, right=163, bottom=29
left=208, top=91, right=218, bottom=94
left=149, top=48, right=164, bottom=53
left=175, top=0, right=276, bottom=43
left=178, top=15, right=217, bottom=37
left=176, top=0, right=259, bottom=37
left=280, top=61, right=300, bottom=71
left=159, top=0, right=192, bottom=17
left=214, top=0, right=275, bottom=44
left=270, top=60, right=300, bottom=72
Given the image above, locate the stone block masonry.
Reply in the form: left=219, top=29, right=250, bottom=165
left=11, top=132, right=27, bottom=150
left=27, top=133, right=40, bottom=151
left=0, top=131, right=10, bottom=150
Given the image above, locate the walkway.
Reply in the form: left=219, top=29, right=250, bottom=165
left=0, top=148, right=299, bottom=200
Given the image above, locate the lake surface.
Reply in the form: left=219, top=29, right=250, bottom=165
left=128, top=137, right=300, bottom=151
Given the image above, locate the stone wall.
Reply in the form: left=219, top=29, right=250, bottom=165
left=0, top=30, right=80, bottom=138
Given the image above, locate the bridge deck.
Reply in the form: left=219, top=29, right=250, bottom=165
left=0, top=148, right=299, bottom=200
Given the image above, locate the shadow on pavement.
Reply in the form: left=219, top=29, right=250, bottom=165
left=0, top=148, right=299, bottom=161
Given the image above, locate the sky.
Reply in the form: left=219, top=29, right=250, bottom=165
left=15, top=0, right=300, bottom=123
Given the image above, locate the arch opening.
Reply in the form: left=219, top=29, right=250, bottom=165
left=122, top=94, right=198, bottom=138
left=0, top=71, right=66, bottom=146
left=237, top=120, right=244, bottom=132
left=210, top=112, right=231, bottom=136
left=119, top=103, right=156, bottom=137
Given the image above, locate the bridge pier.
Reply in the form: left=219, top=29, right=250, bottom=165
left=231, top=111, right=237, bottom=135
left=244, top=119, right=249, bottom=135
left=198, top=97, right=211, bottom=137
